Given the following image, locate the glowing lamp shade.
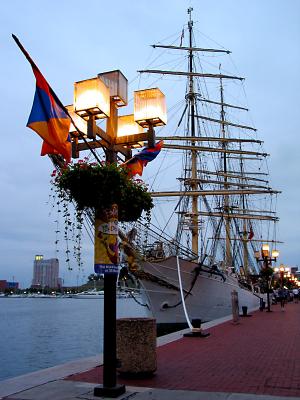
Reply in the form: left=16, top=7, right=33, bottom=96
left=74, top=77, right=110, bottom=120
left=134, top=88, right=167, bottom=128
left=65, top=105, right=87, bottom=136
left=117, top=114, right=144, bottom=137
left=98, top=70, right=128, bottom=107
left=272, top=249, right=279, bottom=259
left=262, top=244, right=270, bottom=258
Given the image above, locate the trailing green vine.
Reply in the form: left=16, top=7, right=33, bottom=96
left=49, top=159, right=153, bottom=270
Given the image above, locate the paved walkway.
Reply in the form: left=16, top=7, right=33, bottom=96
left=66, top=302, right=300, bottom=398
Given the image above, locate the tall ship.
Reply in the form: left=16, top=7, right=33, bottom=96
left=118, top=8, right=281, bottom=330
left=47, top=8, right=280, bottom=331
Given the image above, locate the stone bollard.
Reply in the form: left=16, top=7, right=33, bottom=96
left=116, top=318, right=157, bottom=377
left=231, top=290, right=240, bottom=324
left=259, top=297, right=264, bottom=311
left=242, top=306, right=248, bottom=316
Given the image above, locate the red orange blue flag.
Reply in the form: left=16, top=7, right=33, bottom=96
left=12, top=34, right=71, bottom=163
left=123, top=140, right=163, bottom=176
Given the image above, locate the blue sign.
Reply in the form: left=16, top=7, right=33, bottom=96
left=94, top=264, right=119, bottom=275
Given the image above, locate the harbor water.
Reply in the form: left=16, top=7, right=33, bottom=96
left=0, top=297, right=149, bottom=381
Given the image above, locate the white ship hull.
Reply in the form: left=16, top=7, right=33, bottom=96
left=72, top=293, right=104, bottom=299
left=139, top=256, right=262, bottom=325
left=72, top=290, right=146, bottom=301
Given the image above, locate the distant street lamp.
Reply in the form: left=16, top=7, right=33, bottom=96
left=279, top=264, right=285, bottom=288
left=255, top=244, right=279, bottom=312
left=274, top=264, right=285, bottom=289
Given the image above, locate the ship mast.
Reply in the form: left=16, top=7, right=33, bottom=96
left=137, top=8, right=281, bottom=264
left=187, top=7, right=199, bottom=257
left=219, top=74, right=232, bottom=269
left=239, top=147, right=249, bottom=274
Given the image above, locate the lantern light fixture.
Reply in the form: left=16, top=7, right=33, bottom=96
left=134, top=88, right=167, bottom=128
left=98, top=70, right=128, bottom=107
left=117, top=114, right=144, bottom=138
left=74, top=77, right=110, bottom=120
left=271, top=249, right=279, bottom=259
left=65, top=105, right=88, bottom=136
left=262, top=244, right=270, bottom=258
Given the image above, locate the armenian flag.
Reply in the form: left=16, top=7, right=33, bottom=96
left=123, top=140, right=163, bottom=176
left=12, top=34, right=71, bottom=163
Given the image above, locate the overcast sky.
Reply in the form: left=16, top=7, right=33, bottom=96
left=0, top=0, right=299, bottom=288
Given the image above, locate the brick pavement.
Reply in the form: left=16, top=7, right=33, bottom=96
left=66, top=302, right=300, bottom=398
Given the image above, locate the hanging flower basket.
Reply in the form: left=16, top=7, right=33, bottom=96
left=52, top=160, right=153, bottom=222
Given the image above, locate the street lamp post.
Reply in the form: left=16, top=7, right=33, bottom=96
left=255, top=244, right=279, bottom=312
left=68, top=72, right=167, bottom=398
left=279, top=264, right=285, bottom=288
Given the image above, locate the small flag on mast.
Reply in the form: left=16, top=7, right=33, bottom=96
left=12, top=34, right=71, bottom=163
left=248, top=224, right=254, bottom=240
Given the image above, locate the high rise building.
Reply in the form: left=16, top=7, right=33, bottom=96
left=31, top=255, right=60, bottom=289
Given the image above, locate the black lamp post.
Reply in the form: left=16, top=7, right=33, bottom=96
left=68, top=71, right=167, bottom=398
left=255, top=245, right=279, bottom=312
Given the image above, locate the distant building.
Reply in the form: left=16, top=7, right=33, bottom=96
left=7, top=281, right=19, bottom=289
left=291, top=266, right=300, bottom=280
left=291, top=266, right=298, bottom=274
left=0, top=280, right=19, bottom=292
left=31, top=255, right=60, bottom=289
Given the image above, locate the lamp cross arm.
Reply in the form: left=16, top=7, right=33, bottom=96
left=76, top=139, right=132, bottom=158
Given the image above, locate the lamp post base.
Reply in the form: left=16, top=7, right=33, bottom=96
left=94, top=384, right=126, bottom=398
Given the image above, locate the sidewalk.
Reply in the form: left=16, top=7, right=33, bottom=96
left=1, top=302, right=300, bottom=399
left=66, top=302, right=300, bottom=398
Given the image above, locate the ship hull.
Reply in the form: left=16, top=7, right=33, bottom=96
left=139, top=256, right=261, bottom=325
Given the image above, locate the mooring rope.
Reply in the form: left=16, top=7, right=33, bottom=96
left=176, top=256, right=193, bottom=331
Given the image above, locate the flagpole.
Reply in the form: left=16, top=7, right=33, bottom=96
left=12, top=34, right=104, bottom=165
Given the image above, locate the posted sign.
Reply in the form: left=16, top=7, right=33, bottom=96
left=94, top=204, right=119, bottom=274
